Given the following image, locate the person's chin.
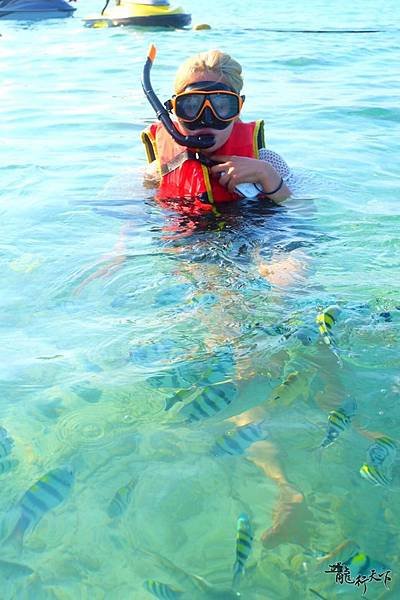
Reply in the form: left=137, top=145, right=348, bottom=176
left=202, top=142, right=222, bottom=154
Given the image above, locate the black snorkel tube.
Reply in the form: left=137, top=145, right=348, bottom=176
left=141, top=45, right=215, bottom=150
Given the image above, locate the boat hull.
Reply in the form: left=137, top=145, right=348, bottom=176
left=83, top=12, right=191, bottom=28
left=0, top=0, right=75, bottom=19
left=0, top=10, right=74, bottom=18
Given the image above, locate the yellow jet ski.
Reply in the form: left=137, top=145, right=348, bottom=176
left=84, top=0, right=191, bottom=29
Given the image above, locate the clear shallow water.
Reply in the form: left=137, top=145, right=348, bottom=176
left=1, top=1, right=399, bottom=598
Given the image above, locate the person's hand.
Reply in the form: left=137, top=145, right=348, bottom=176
left=210, top=155, right=269, bottom=194
left=210, top=155, right=290, bottom=201
left=257, top=251, right=308, bottom=287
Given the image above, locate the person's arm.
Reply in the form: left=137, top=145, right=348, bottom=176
left=74, top=224, right=131, bottom=295
left=257, top=148, right=292, bottom=203
left=254, top=161, right=291, bottom=203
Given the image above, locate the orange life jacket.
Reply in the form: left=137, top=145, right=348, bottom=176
left=141, top=120, right=265, bottom=214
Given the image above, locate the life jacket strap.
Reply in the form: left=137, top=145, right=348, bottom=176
left=160, top=150, right=219, bottom=176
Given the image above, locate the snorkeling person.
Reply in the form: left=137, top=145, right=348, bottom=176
left=141, top=48, right=292, bottom=214
left=77, top=48, right=301, bottom=291
left=140, top=47, right=308, bottom=286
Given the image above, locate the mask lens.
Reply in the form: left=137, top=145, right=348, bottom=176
left=210, top=93, right=240, bottom=119
left=175, top=94, right=205, bottom=120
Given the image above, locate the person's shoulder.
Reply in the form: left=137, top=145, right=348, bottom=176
left=259, top=148, right=291, bottom=179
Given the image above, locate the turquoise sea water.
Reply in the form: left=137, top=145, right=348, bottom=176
left=1, top=1, right=399, bottom=598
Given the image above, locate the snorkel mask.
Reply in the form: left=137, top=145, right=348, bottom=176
left=165, top=81, right=245, bottom=131
left=142, top=45, right=215, bottom=149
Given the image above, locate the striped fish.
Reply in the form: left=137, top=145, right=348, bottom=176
left=143, top=579, right=183, bottom=599
left=212, top=420, right=268, bottom=457
left=0, top=426, right=17, bottom=476
left=232, top=513, right=253, bottom=588
left=149, top=372, right=194, bottom=392
left=0, top=558, right=34, bottom=578
left=316, top=305, right=340, bottom=345
left=150, top=346, right=235, bottom=394
left=141, top=549, right=240, bottom=599
left=367, top=436, right=397, bottom=469
left=178, top=382, right=237, bottom=424
left=9, top=466, right=74, bottom=543
left=164, top=387, right=198, bottom=412
left=359, top=463, right=391, bottom=486
left=320, top=398, right=357, bottom=449
left=269, top=371, right=304, bottom=407
left=0, top=458, right=18, bottom=476
left=107, top=479, right=137, bottom=519
left=316, top=305, right=341, bottom=360
left=345, top=550, right=389, bottom=578
left=164, top=360, right=236, bottom=411
left=0, top=426, right=14, bottom=460
left=293, top=325, right=319, bottom=346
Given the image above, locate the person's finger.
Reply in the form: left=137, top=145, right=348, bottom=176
left=218, top=172, right=230, bottom=187
left=228, top=179, right=238, bottom=193
left=210, top=162, right=230, bottom=175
